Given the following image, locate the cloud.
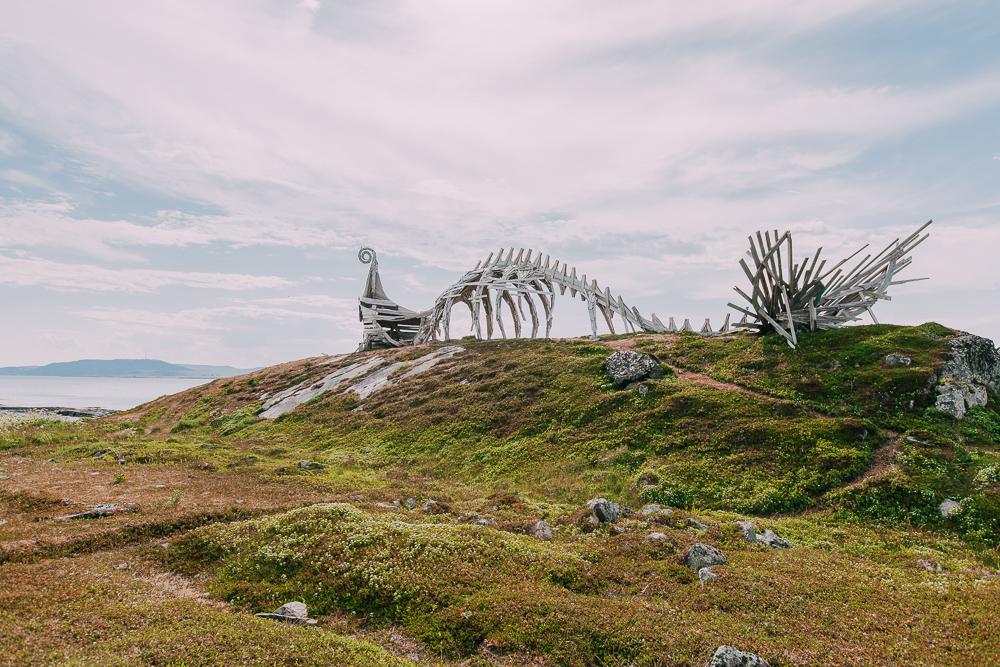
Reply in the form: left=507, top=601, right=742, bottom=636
left=0, top=253, right=294, bottom=292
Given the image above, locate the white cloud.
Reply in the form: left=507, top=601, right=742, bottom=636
left=0, top=253, right=294, bottom=292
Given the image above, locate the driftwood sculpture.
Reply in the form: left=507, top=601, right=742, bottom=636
left=728, top=221, right=932, bottom=347
left=358, top=247, right=731, bottom=350
left=358, top=221, right=931, bottom=351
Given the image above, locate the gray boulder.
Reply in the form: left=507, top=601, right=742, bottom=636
left=587, top=497, right=624, bottom=523
left=705, top=645, right=771, bottom=667
left=645, top=531, right=671, bottom=545
left=934, top=334, right=1000, bottom=419
left=735, top=520, right=756, bottom=543
left=422, top=499, right=450, bottom=515
left=884, top=353, right=912, bottom=368
left=61, top=503, right=136, bottom=520
left=255, top=601, right=317, bottom=626
left=297, top=460, right=326, bottom=470
left=684, top=543, right=726, bottom=571
left=698, top=567, right=718, bottom=585
left=756, top=529, right=791, bottom=549
left=605, top=350, right=664, bottom=387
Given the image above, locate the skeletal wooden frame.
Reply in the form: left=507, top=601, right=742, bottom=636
left=728, top=220, right=932, bottom=347
left=357, top=221, right=931, bottom=351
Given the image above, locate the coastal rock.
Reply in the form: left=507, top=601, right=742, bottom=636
left=61, top=503, right=137, bottom=520
left=604, top=350, right=664, bottom=387
left=705, top=645, right=771, bottom=667
left=883, top=353, right=912, bottom=368
left=933, top=334, right=1000, bottom=419
left=255, top=601, right=317, bottom=626
left=756, top=529, right=791, bottom=549
left=735, top=520, right=756, bottom=543
left=587, top=498, right=624, bottom=523
left=684, top=543, right=726, bottom=571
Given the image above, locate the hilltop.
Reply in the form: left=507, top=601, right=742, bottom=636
left=1, top=323, right=998, bottom=666
left=0, top=358, right=255, bottom=379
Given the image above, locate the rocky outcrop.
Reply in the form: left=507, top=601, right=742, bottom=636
left=586, top=497, right=624, bottom=523
left=683, top=543, right=726, bottom=571
left=934, top=334, right=1000, bottom=419
left=604, top=350, right=664, bottom=387
left=705, top=645, right=771, bottom=667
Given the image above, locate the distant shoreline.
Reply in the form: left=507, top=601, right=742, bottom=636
left=0, top=406, right=117, bottom=424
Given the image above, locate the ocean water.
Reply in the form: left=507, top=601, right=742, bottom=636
left=0, top=376, right=210, bottom=411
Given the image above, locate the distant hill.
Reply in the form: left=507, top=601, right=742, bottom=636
left=0, top=358, right=255, bottom=379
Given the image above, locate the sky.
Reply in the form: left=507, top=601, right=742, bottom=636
left=0, top=0, right=998, bottom=367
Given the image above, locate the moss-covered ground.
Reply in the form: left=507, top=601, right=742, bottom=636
left=1, top=323, right=997, bottom=665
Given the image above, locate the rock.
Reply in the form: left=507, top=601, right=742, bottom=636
left=348, top=494, right=364, bottom=501
left=687, top=517, right=708, bottom=531
left=586, top=497, right=623, bottom=523
left=637, top=384, right=650, bottom=396
left=884, top=353, right=912, bottom=368
left=0, top=518, right=6, bottom=527
left=735, top=520, right=756, bottom=543
left=403, top=497, right=417, bottom=509
left=933, top=334, right=1000, bottom=419
left=756, top=529, right=791, bottom=549
left=604, top=350, right=664, bottom=388
left=61, top=503, right=137, bottom=520
left=645, top=531, right=671, bottom=545
left=255, top=601, right=318, bottom=626
left=297, top=460, right=326, bottom=470
left=609, top=524, right=626, bottom=536
left=531, top=520, right=553, bottom=541
left=640, top=503, right=674, bottom=522
left=422, top=499, right=450, bottom=514
left=467, top=514, right=496, bottom=527
left=113, top=562, right=130, bottom=570
left=917, top=559, right=942, bottom=573
left=684, top=543, right=726, bottom=571
left=698, top=567, right=718, bottom=585
left=939, top=499, right=961, bottom=517
left=705, top=645, right=771, bottom=667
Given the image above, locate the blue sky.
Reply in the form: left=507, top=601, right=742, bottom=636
left=1, top=0, right=998, bottom=367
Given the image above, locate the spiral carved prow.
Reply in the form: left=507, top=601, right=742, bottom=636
left=358, top=247, right=377, bottom=265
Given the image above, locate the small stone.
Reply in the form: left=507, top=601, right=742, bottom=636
left=153, top=484, right=167, bottom=489
left=684, top=543, right=726, bottom=571
left=939, top=499, right=961, bottom=517
left=469, top=515, right=497, bottom=527
left=884, top=354, right=912, bottom=368
left=531, top=520, right=553, bottom=541
left=645, top=531, right=670, bottom=545
left=113, top=562, right=131, bottom=570
left=159, top=542, right=171, bottom=549
left=609, top=524, right=626, bottom=535
left=234, top=499, right=245, bottom=505
left=586, top=498, right=623, bottom=523
left=348, top=494, right=364, bottom=501
left=756, top=528, right=791, bottom=549
left=735, top=520, right=756, bottom=543
left=404, top=497, right=417, bottom=509
left=297, top=460, right=325, bottom=470
left=637, top=384, right=650, bottom=396
left=705, top=645, right=771, bottom=667
left=255, top=601, right=318, bottom=626
left=604, top=350, right=664, bottom=388
left=698, top=567, right=718, bottom=585
left=640, top=503, right=674, bottom=523
left=0, top=518, right=7, bottom=527
left=422, top=499, right=450, bottom=514
left=687, top=517, right=708, bottom=531
left=61, top=503, right=137, bottom=520
left=917, top=559, right=942, bottom=573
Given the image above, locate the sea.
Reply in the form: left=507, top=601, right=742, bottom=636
left=0, top=376, right=211, bottom=411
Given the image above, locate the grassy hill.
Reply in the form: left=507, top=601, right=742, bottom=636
left=1, top=323, right=997, bottom=665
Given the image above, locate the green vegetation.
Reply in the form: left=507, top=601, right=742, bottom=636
left=1, top=324, right=997, bottom=665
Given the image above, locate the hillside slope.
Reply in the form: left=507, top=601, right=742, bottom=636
left=0, top=358, right=253, bottom=378
left=1, top=323, right=998, bottom=666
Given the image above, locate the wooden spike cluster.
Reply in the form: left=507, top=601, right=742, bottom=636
left=729, top=221, right=932, bottom=348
